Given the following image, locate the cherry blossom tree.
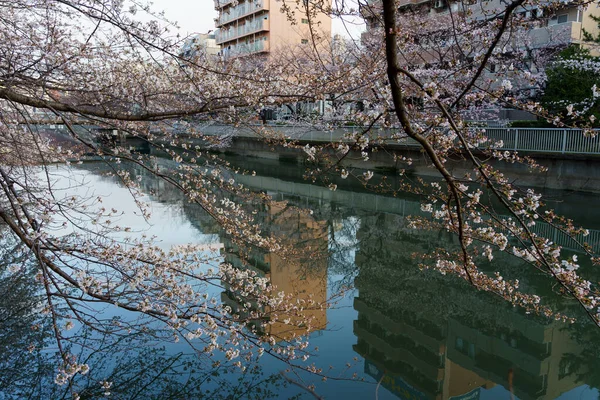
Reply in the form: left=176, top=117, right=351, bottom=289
left=2, top=0, right=600, bottom=396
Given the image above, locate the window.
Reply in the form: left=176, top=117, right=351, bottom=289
left=455, top=337, right=464, bottom=351
left=468, top=343, right=475, bottom=358
left=559, top=359, right=573, bottom=379
left=301, top=39, right=309, bottom=44
left=301, top=18, right=309, bottom=24
left=455, top=337, right=476, bottom=359
left=557, top=14, right=568, bottom=23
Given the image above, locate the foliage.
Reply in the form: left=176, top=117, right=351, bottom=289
left=542, top=46, right=600, bottom=124
left=582, top=14, right=600, bottom=43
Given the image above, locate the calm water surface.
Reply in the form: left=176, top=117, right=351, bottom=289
left=2, top=155, right=600, bottom=400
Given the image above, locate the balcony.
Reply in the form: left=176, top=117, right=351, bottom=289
left=396, top=0, right=429, bottom=8
left=222, top=38, right=270, bottom=59
left=214, top=0, right=234, bottom=8
left=215, top=17, right=270, bottom=44
left=528, top=21, right=583, bottom=49
left=216, top=1, right=270, bottom=27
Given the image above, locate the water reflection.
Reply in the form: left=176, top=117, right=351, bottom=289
left=216, top=155, right=600, bottom=399
left=18, top=157, right=600, bottom=399
left=221, top=200, right=329, bottom=341
left=0, top=164, right=298, bottom=400
left=353, top=213, right=596, bottom=400
left=0, top=175, right=296, bottom=399
left=0, top=228, right=55, bottom=399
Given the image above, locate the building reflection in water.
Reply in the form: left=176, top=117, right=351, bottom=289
left=352, top=213, right=590, bottom=400
left=69, top=159, right=600, bottom=398
left=221, top=199, right=329, bottom=342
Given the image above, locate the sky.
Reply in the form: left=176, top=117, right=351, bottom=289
left=150, top=0, right=365, bottom=40
left=151, top=0, right=218, bottom=36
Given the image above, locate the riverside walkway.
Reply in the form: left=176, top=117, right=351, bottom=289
left=199, top=124, right=600, bottom=156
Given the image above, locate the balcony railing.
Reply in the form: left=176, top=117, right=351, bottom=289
left=396, top=0, right=429, bottom=8
left=214, top=0, right=234, bottom=8
left=216, top=1, right=270, bottom=27
left=215, top=17, right=270, bottom=44
left=528, top=21, right=583, bottom=48
left=222, top=39, right=270, bottom=59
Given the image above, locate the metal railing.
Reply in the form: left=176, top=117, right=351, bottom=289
left=529, top=221, right=600, bottom=253
left=339, top=126, right=600, bottom=155
left=216, top=2, right=268, bottom=26
left=196, top=124, right=600, bottom=155
left=221, top=39, right=269, bottom=59
left=483, top=128, right=600, bottom=154
left=215, top=17, right=269, bottom=44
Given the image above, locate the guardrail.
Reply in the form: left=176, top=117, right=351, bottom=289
left=483, top=128, right=600, bottom=154
left=147, top=122, right=600, bottom=157
left=211, top=125, right=600, bottom=156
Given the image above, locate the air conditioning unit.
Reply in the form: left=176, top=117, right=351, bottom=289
left=433, top=0, right=446, bottom=9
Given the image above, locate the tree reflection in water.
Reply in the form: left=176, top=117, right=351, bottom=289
left=0, top=228, right=57, bottom=398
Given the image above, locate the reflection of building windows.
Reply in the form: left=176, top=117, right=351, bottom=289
left=559, top=359, right=574, bottom=380
left=455, top=337, right=476, bottom=358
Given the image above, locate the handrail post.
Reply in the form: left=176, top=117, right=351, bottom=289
left=562, top=129, right=567, bottom=154
left=514, top=128, right=518, bottom=151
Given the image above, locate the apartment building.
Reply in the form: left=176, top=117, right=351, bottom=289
left=361, top=0, right=600, bottom=51
left=214, top=0, right=332, bottom=59
left=179, top=33, right=221, bottom=62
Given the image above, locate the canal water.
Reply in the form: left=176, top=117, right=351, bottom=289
left=2, top=155, right=600, bottom=400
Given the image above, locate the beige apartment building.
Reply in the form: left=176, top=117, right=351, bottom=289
left=214, top=0, right=332, bottom=59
